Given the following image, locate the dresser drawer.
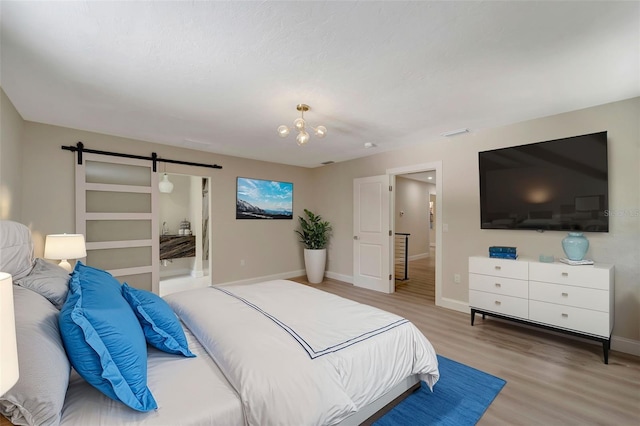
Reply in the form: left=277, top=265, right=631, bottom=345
left=470, top=273, right=528, bottom=298
left=470, top=290, right=528, bottom=319
left=469, top=256, right=528, bottom=280
left=529, top=300, right=610, bottom=337
left=529, top=281, right=609, bottom=312
left=529, top=262, right=613, bottom=290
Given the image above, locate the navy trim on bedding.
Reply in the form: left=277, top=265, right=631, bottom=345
left=213, top=287, right=409, bottom=359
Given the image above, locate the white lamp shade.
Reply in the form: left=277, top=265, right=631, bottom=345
left=44, top=234, right=87, bottom=261
left=159, top=173, right=174, bottom=193
left=0, top=272, right=19, bottom=396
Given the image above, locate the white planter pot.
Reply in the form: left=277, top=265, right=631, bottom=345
left=304, top=248, right=327, bottom=284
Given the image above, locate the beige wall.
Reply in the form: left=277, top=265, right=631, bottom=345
left=313, top=97, right=640, bottom=345
left=19, top=122, right=315, bottom=284
left=0, top=88, right=24, bottom=221
left=394, top=177, right=430, bottom=257
left=4, top=92, right=639, bottom=348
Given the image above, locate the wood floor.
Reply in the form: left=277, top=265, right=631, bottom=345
left=394, top=254, right=436, bottom=303
left=291, top=254, right=640, bottom=425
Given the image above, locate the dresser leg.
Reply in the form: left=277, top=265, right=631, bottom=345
left=603, top=339, right=610, bottom=364
left=471, top=309, right=476, bottom=326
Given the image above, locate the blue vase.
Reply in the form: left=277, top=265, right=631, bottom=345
left=562, top=232, right=589, bottom=261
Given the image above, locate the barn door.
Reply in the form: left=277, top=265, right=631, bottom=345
left=76, top=153, right=159, bottom=293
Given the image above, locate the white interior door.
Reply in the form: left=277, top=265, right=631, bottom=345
left=353, top=175, right=392, bottom=293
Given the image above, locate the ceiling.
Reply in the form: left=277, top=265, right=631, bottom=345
left=400, top=171, right=436, bottom=185
left=1, top=1, right=638, bottom=168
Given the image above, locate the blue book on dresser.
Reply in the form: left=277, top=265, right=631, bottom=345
left=489, top=246, right=517, bottom=259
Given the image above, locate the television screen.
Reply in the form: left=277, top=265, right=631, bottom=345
left=479, top=131, right=608, bottom=232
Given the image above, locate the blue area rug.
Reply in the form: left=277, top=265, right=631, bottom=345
left=374, top=355, right=506, bottom=426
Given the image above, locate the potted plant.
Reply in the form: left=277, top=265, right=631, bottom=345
left=295, top=209, right=332, bottom=284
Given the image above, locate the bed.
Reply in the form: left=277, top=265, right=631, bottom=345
left=0, top=220, right=439, bottom=426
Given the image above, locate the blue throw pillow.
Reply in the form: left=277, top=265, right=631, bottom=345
left=59, top=262, right=157, bottom=412
left=121, top=283, right=195, bottom=358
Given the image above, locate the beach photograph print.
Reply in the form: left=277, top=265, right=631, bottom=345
left=236, top=177, right=293, bottom=219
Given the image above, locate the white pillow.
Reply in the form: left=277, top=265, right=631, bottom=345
left=0, top=220, right=35, bottom=280
left=14, top=258, right=71, bottom=310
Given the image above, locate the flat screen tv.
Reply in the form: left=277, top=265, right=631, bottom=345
left=479, top=131, right=608, bottom=232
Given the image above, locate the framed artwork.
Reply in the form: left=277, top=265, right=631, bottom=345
left=236, top=177, right=293, bottom=219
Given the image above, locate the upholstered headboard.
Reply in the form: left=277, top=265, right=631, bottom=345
left=0, top=220, right=35, bottom=280
left=1, top=220, right=71, bottom=426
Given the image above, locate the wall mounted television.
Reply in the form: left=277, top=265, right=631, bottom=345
left=479, top=131, right=608, bottom=232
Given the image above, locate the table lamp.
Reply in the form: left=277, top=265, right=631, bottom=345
left=44, top=234, right=87, bottom=272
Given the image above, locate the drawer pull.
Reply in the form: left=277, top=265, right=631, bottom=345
left=495, top=283, right=502, bottom=288
left=494, top=300, right=501, bottom=306
left=561, top=292, right=569, bottom=297
left=561, top=313, right=568, bottom=318
left=561, top=272, right=569, bottom=277
left=494, top=266, right=501, bottom=270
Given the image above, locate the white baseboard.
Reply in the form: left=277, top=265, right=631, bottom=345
left=325, top=270, right=353, bottom=284
left=437, top=297, right=469, bottom=313
left=611, top=335, right=640, bottom=357
left=395, top=253, right=429, bottom=264
left=215, top=269, right=306, bottom=287
left=408, top=252, right=430, bottom=261
left=215, top=269, right=348, bottom=287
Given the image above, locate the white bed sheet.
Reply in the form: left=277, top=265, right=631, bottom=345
left=165, top=280, right=439, bottom=426
left=60, top=324, right=244, bottom=426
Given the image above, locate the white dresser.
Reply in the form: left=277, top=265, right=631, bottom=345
left=469, top=256, right=614, bottom=363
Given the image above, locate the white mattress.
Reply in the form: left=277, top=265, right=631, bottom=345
left=60, top=325, right=244, bottom=426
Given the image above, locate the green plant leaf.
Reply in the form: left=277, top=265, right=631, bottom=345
left=294, top=209, right=332, bottom=249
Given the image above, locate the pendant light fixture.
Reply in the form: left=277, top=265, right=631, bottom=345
left=158, top=160, right=174, bottom=193
left=277, top=104, right=327, bottom=146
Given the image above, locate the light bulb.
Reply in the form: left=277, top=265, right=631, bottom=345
left=294, top=118, right=305, bottom=131
left=296, top=130, right=310, bottom=146
left=314, top=125, right=327, bottom=138
left=277, top=125, right=290, bottom=137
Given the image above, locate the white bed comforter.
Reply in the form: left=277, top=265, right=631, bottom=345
left=165, top=280, right=439, bottom=426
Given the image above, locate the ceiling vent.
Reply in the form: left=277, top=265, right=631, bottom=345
left=440, top=128, right=469, bottom=137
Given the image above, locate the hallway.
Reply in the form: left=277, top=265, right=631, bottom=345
left=395, top=248, right=436, bottom=303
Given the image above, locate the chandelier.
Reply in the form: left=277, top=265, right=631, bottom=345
left=277, top=104, right=327, bottom=146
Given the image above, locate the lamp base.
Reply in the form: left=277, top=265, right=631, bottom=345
left=58, top=260, right=72, bottom=272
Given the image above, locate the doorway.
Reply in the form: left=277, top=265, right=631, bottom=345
left=387, top=162, right=442, bottom=306
left=158, top=173, right=212, bottom=296
left=393, top=173, right=437, bottom=303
